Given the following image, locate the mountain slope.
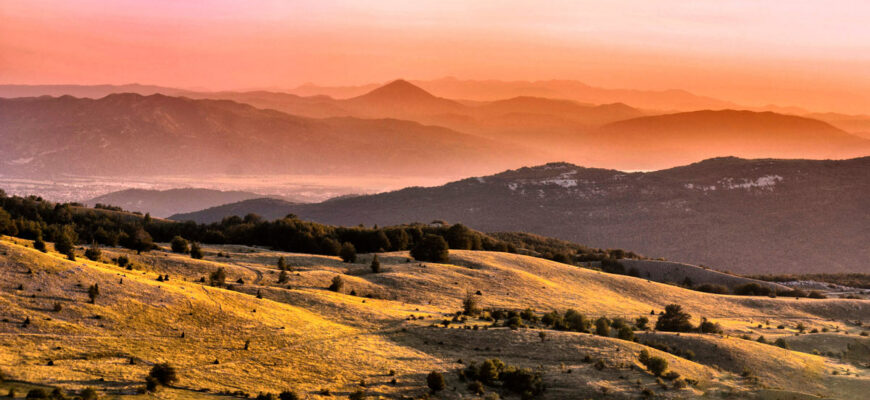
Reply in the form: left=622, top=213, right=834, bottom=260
left=0, top=93, right=540, bottom=178
left=84, top=188, right=277, bottom=218
left=176, top=157, right=870, bottom=274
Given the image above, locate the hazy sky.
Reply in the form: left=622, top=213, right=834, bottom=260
left=2, top=0, right=869, bottom=113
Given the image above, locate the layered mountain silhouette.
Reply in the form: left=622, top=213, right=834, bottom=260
left=0, top=93, right=539, bottom=178
left=2, top=81, right=868, bottom=175
left=171, top=157, right=870, bottom=275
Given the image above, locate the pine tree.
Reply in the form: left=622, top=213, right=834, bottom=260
left=87, top=284, right=100, bottom=304
left=370, top=255, right=381, bottom=273
left=190, top=242, right=203, bottom=259
left=277, top=270, right=289, bottom=284
left=277, top=256, right=287, bottom=271
left=84, top=242, right=101, bottom=261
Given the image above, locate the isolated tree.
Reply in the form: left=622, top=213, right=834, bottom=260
left=170, top=236, right=189, bottom=253
left=277, top=270, right=289, bottom=284
left=277, top=256, right=287, bottom=271
left=87, top=284, right=100, bottom=304
left=655, top=304, right=693, bottom=332
left=209, top=267, right=226, bottom=287
left=148, top=363, right=178, bottom=386
left=370, top=255, right=381, bottom=273
left=426, top=371, right=446, bottom=392
left=84, top=242, right=101, bottom=261
left=190, top=242, right=203, bottom=259
left=328, top=275, right=344, bottom=292
left=127, top=227, right=153, bottom=254
left=410, top=234, right=449, bottom=263
left=339, top=242, right=357, bottom=263
left=462, top=289, right=481, bottom=316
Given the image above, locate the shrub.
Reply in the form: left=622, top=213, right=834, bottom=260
left=149, top=363, right=178, bottom=386
left=645, top=356, right=668, bottom=376
left=26, top=389, right=48, bottom=399
left=462, top=290, right=481, bottom=316
left=328, top=275, right=344, bottom=292
left=595, top=317, right=611, bottom=336
left=411, top=234, right=449, bottom=263
left=277, top=256, right=287, bottom=270
left=348, top=390, right=365, bottom=400
left=369, top=254, right=380, bottom=273
left=426, top=371, right=445, bottom=392
left=79, top=388, right=98, bottom=400
left=564, top=309, right=588, bottom=332
left=500, top=367, right=544, bottom=395
left=774, top=338, right=789, bottom=349
left=638, top=349, right=650, bottom=365
left=478, top=359, right=503, bottom=384
left=696, top=284, right=729, bottom=294
left=655, top=304, right=693, bottom=332
left=84, top=243, right=101, bottom=261
left=808, top=291, right=827, bottom=299
left=663, top=371, right=680, bottom=381
left=339, top=242, right=357, bottom=263
left=618, top=326, right=635, bottom=341
left=506, top=315, right=524, bottom=330
left=635, top=316, right=649, bottom=330
left=34, top=237, right=47, bottom=252
left=698, top=318, right=723, bottom=334
left=209, top=268, right=226, bottom=287
left=467, top=380, right=484, bottom=395
left=116, top=256, right=129, bottom=268
left=277, top=391, right=299, bottom=400
left=170, top=236, right=189, bottom=253
left=190, top=243, right=203, bottom=259
left=733, top=283, right=773, bottom=296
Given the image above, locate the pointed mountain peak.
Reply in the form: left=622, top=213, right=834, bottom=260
left=355, top=79, right=438, bottom=101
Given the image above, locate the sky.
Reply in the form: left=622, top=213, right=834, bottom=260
left=2, top=0, right=869, bottom=113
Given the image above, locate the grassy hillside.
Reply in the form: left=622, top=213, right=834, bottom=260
left=1, top=236, right=868, bottom=399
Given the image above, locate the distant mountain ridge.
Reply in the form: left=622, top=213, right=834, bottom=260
left=84, top=188, right=277, bottom=218
left=171, top=157, right=870, bottom=275
left=0, top=92, right=540, bottom=178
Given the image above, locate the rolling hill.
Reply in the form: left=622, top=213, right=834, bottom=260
left=84, top=188, right=281, bottom=218
left=172, top=157, right=870, bottom=275
left=1, top=236, right=867, bottom=399
left=0, top=93, right=540, bottom=178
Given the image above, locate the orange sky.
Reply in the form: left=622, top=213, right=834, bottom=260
left=2, top=0, right=869, bottom=113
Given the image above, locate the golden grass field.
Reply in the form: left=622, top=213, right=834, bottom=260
left=1, top=236, right=868, bottom=399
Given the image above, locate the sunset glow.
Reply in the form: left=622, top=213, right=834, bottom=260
left=2, top=0, right=869, bottom=113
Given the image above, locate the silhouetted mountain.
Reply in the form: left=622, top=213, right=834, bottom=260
left=174, top=157, right=870, bottom=275
left=0, top=83, right=190, bottom=99
left=84, top=188, right=275, bottom=218
left=586, top=110, right=870, bottom=170
left=0, top=93, right=539, bottom=178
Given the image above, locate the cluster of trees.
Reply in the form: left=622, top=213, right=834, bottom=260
left=459, top=359, right=544, bottom=398
left=0, top=194, right=647, bottom=273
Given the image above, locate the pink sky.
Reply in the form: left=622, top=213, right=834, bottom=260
left=2, top=0, right=869, bottom=113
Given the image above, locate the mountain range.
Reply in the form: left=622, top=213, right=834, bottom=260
left=0, top=92, right=538, bottom=178
left=2, top=80, right=868, bottom=176
left=171, top=156, right=870, bottom=275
